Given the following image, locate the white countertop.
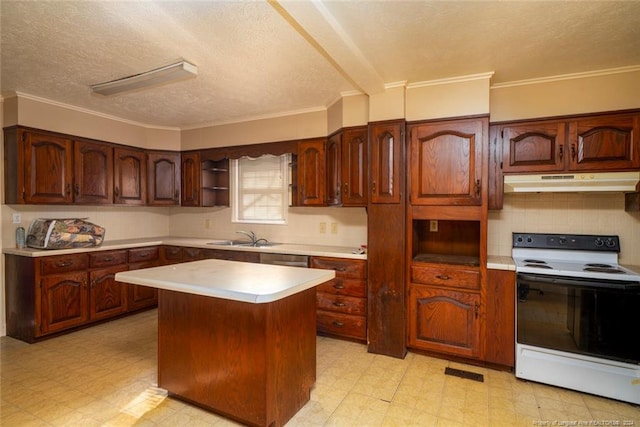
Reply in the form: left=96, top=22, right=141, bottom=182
left=115, top=259, right=335, bottom=303
left=2, top=236, right=367, bottom=260
left=487, top=255, right=516, bottom=271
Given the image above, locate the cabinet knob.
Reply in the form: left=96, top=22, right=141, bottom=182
left=474, top=179, right=481, bottom=197
left=66, top=183, right=71, bottom=196
left=559, top=144, right=564, bottom=161
left=343, top=183, right=348, bottom=194
left=372, top=181, right=376, bottom=193
left=571, top=144, right=577, bottom=161
left=74, top=184, right=80, bottom=196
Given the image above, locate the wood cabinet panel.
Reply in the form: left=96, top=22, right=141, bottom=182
left=127, top=260, right=160, bottom=311
left=409, top=117, right=486, bottom=206
left=89, top=250, right=127, bottom=268
left=114, top=146, right=147, bottom=205
left=309, top=257, right=366, bottom=279
left=485, top=269, right=515, bottom=368
left=316, top=310, right=366, bottom=340
left=408, top=285, right=481, bottom=359
left=40, top=254, right=89, bottom=275
left=411, top=263, right=480, bottom=290
left=128, top=246, right=160, bottom=264
left=89, top=264, right=128, bottom=320
left=317, top=278, right=366, bottom=298
left=73, top=140, right=113, bottom=204
left=147, top=151, right=180, bottom=205
left=297, top=139, right=326, bottom=206
left=568, top=114, right=640, bottom=170
left=342, top=127, right=368, bottom=206
left=502, top=121, right=566, bottom=173
left=40, top=271, right=88, bottom=334
left=22, top=129, right=74, bottom=204
left=316, top=293, right=366, bottom=315
left=369, top=121, right=404, bottom=204
left=326, top=132, right=342, bottom=206
left=181, top=152, right=200, bottom=206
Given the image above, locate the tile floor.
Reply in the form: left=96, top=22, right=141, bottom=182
left=1, top=309, right=638, bottom=426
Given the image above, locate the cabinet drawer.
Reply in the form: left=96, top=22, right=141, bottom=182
left=317, top=278, right=366, bottom=297
left=317, top=311, right=366, bottom=340
left=40, top=254, right=89, bottom=275
left=128, top=246, right=159, bottom=263
left=310, top=257, right=366, bottom=279
left=162, top=246, right=183, bottom=262
left=89, top=250, right=127, bottom=268
left=317, top=292, right=366, bottom=315
left=411, top=264, right=480, bottom=290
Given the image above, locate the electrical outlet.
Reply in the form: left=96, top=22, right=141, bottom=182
left=429, top=220, right=438, bottom=232
left=12, top=213, right=21, bottom=224
left=331, top=222, right=338, bottom=234
left=319, top=222, right=327, bottom=234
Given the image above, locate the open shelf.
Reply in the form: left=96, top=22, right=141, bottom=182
left=411, top=219, right=480, bottom=266
left=201, top=158, right=230, bottom=207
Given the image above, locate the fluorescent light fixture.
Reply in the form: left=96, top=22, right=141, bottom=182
left=91, top=61, right=198, bottom=96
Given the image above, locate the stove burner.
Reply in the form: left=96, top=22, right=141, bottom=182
left=524, top=259, right=547, bottom=264
left=524, top=264, right=553, bottom=269
left=583, top=267, right=625, bottom=274
left=585, top=263, right=613, bottom=268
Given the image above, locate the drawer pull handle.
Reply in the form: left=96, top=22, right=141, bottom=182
left=333, top=267, right=346, bottom=272
left=333, top=302, right=346, bottom=307
left=333, top=283, right=345, bottom=290
left=56, top=261, right=71, bottom=267
left=436, top=274, right=450, bottom=280
left=139, top=253, right=149, bottom=258
left=332, top=321, right=345, bottom=327
left=103, top=257, right=113, bottom=262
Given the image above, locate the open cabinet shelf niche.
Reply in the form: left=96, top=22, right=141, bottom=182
left=411, top=220, right=481, bottom=267
left=201, top=158, right=230, bottom=207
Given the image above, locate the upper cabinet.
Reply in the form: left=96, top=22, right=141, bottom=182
left=200, top=149, right=230, bottom=207
left=409, top=117, right=488, bottom=206
left=4, top=127, right=146, bottom=206
left=326, top=127, right=368, bottom=207
left=181, top=151, right=201, bottom=207
left=501, top=111, right=640, bottom=174
left=5, top=127, right=74, bottom=204
left=296, top=138, right=326, bottom=206
left=74, top=140, right=114, bottom=204
left=147, top=151, right=181, bottom=206
left=114, top=147, right=147, bottom=205
left=369, top=120, right=404, bottom=204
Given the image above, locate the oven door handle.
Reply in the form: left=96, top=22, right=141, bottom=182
left=517, top=273, right=640, bottom=290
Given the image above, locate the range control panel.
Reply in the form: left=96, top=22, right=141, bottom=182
left=512, top=233, right=620, bottom=252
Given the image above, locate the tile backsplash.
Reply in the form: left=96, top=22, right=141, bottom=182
left=488, top=192, right=640, bottom=265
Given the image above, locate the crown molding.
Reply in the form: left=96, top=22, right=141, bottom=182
left=407, top=72, right=494, bottom=89
left=181, top=105, right=328, bottom=130
left=491, top=65, right=640, bottom=89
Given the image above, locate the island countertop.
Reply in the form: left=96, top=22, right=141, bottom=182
left=115, top=258, right=335, bottom=303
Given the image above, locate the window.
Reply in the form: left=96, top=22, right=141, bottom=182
left=231, top=154, right=290, bottom=224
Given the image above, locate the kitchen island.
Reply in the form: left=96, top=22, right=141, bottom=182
left=115, top=259, right=335, bottom=427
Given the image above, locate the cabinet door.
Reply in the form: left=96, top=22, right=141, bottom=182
left=568, top=114, right=640, bottom=171
left=410, top=118, right=486, bottom=205
left=408, top=285, right=481, bottom=359
left=147, top=151, right=180, bottom=205
left=502, top=121, right=567, bottom=173
left=485, top=269, right=515, bottom=367
left=114, top=147, right=147, bottom=205
left=181, top=152, right=201, bottom=206
left=40, top=271, right=88, bottom=334
left=89, top=265, right=128, bottom=320
left=128, top=261, right=160, bottom=311
left=342, top=127, right=368, bottom=206
left=297, top=139, right=326, bottom=206
left=369, top=121, right=403, bottom=204
left=23, top=130, right=74, bottom=204
left=74, top=140, right=113, bottom=204
left=326, top=132, right=342, bottom=206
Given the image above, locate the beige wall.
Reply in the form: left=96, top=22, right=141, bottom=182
left=4, top=94, right=181, bottom=150
left=180, top=109, right=328, bottom=150
left=406, top=74, right=492, bottom=121
left=489, top=193, right=640, bottom=265
left=490, top=67, right=640, bottom=122
left=1, top=98, right=5, bottom=335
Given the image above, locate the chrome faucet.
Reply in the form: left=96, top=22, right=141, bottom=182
left=236, top=230, right=257, bottom=244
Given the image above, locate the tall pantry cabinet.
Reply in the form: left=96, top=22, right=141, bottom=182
left=367, top=119, right=407, bottom=358
left=406, top=116, right=489, bottom=361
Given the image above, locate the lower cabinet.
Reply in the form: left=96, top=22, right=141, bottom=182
left=408, top=284, right=482, bottom=359
left=5, top=247, right=160, bottom=343
left=310, top=256, right=367, bottom=341
left=485, top=268, right=515, bottom=368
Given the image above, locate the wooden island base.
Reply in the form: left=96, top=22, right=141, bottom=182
left=157, top=287, right=317, bottom=427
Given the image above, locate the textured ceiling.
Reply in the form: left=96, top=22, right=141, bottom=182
left=2, top=1, right=640, bottom=129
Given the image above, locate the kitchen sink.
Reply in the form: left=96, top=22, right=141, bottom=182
left=207, top=240, right=278, bottom=248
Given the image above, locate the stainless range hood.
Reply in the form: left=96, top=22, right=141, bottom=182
left=504, top=171, right=640, bottom=193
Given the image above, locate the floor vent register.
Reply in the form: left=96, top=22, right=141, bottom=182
left=444, top=367, right=484, bottom=382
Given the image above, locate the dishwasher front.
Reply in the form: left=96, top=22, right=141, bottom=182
left=259, top=253, right=309, bottom=268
